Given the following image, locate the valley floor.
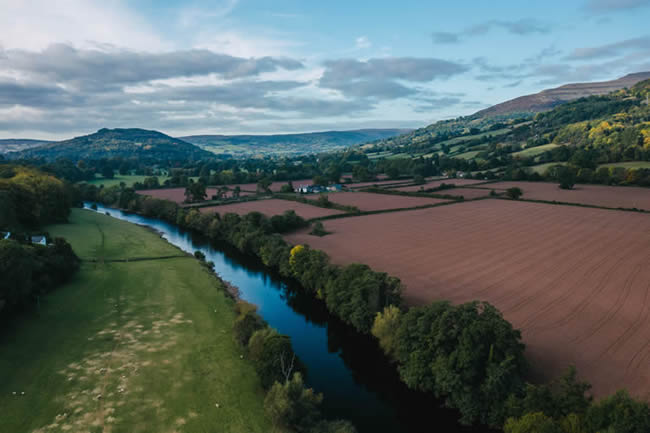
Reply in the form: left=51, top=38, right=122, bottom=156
left=0, top=209, right=278, bottom=433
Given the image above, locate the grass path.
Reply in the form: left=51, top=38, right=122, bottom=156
left=0, top=209, right=279, bottom=433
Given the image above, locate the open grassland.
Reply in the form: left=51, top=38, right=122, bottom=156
left=86, top=175, right=170, bottom=188
left=525, top=162, right=567, bottom=174
left=479, top=181, right=650, bottom=211
left=137, top=187, right=253, bottom=204
left=285, top=200, right=650, bottom=401
left=0, top=209, right=277, bottom=433
left=198, top=198, right=343, bottom=219
left=395, top=178, right=486, bottom=192
left=598, top=161, right=650, bottom=170
left=305, top=191, right=448, bottom=211
left=511, top=143, right=560, bottom=158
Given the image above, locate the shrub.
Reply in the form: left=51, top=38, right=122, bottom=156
left=506, top=187, right=523, bottom=200
left=233, top=301, right=267, bottom=347
left=309, top=221, right=328, bottom=237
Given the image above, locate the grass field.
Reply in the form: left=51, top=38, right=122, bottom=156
left=511, top=143, right=560, bottom=158
left=0, top=209, right=278, bottom=433
left=598, top=161, right=650, bottom=170
left=86, top=175, right=170, bottom=188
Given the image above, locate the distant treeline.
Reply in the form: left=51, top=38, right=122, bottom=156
left=81, top=183, right=650, bottom=432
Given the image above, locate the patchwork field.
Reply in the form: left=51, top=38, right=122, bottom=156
left=0, top=209, right=277, bottom=433
left=285, top=200, right=650, bottom=400
left=305, top=191, right=448, bottom=211
left=137, top=187, right=253, bottom=203
left=395, top=178, right=486, bottom=192
left=199, top=198, right=343, bottom=219
left=479, top=181, right=650, bottom=211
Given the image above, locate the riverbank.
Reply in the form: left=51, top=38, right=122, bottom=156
left=0, top=209, right=280, bottom=432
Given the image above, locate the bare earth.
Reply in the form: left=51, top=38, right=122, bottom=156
left=478, top=181, right=650, bottom=211
left=285, top=200, right=650, bottom=400
left=395, top=178, right=486, bottom=192
left=305, top=192, right=448, bottom=211
left=199, top=198, right=343, bottom=219
left=137, top=187, right=252, bottom=203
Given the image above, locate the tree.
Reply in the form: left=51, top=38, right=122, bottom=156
left=309, top=221, right=328, bottom=237
left=184, top=181, right=207, bottom=203
left=233, top=186, right=241, bottom=199
left=584, top=390, right=650, bottom=433
left=312, top=175, right=328, bottom=187
left=506, top=187, right=523, bottom=200
left=504, top=412, right=562, bottom=433
left=371, top=305, right=402, bottom=358
left=264, top=373, right=323, bottom=432
left=101, top=166, right=115, bottom=179
left=248, top=327, right=305, bottom=389
left=557, top=167, right=576, bottom=190
left=257, top=178, right=272, bottom=193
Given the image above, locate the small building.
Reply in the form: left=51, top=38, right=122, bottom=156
left=1, top=231, right=10, bottom=240
left=327, top=184, right=343, bottom=192
left=30, top=235, right=47, bottom=246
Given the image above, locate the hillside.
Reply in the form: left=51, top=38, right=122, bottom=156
left=181, top=129, right=411, bottom=158
left=476, top=72, right=650, bottom=117
left=11, top=128, right=213, bottom=161
left=361, top=79, right=650, bottom=184
left=0, top=139, right=52, bottom=154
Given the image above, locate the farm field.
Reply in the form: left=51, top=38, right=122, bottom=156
left=443, top=187, right=497, bottom=199
left=395, top=178, right=486, bottom=192
left=305, top=191, right=448, bottom=211
left=137, top=187, right=253, bottom=203
left=0, top=209, right=276, bottom=433
left=478, top=181, right=650, bottom=211
left=511, top=143, right=560, bottom=158
left=344, top=178, right=417, bottom=189
left=86, top=174, right=171, bottom=188
left=285, top=200, right=650, bottom=400
left=598, top=161, right=650, bottom=170
left=199, top=198, right=343, bottom=219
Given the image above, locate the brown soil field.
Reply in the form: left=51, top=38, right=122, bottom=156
left=198, top=198, right=343, bottom=219
left=475, top=181, right=650, bottom=211
left=285, top=200, right=650, bottom=400
left=306, top=191, right=448, bottom=211
left=345, top=179, right=416, bottom=189
left=442, top=188, right=497, bottom=199
left=395, top=178, right=486, bottom=192
left=137, top=187, right=253, bottom=203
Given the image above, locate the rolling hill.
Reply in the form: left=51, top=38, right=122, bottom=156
left=476, top=72, right=650, bottom=117
left=180, top=129, right=411, bottom=158
left=0, top=139, right=53, bottom=154
left=10, top=128, right=213, bottom=161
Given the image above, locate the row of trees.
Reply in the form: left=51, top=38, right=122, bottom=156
left=233, top=301, right=357, bottom=433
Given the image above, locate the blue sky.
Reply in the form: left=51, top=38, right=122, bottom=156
left=0, top=0, right=649, bottom=139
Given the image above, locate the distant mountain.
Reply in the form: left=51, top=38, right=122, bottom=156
left=180, top=129, right=411, bottom=158
left=0, top=139, right=52, bottom=154
left=11, top=128, right=213, bottom=161
left=476, top=72, right=650, bottom=117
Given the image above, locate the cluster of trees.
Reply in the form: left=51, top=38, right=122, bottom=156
left=0, top=237, right=79, bottom=317
left=233, top=301, right=357, bottom=433
left=372, top=302, right=527, bottom=426
left=0, top=165, right=75, bottom=228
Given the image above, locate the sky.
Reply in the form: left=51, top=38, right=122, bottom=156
left=0, top=0, right=649, bottom=140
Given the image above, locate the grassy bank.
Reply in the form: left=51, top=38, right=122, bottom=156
left=0, top=209, right=278, bottom=433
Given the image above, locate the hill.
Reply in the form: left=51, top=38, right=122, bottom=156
left=476, top=72, right=650, bottom=117
left=10, top=128, right=213, bottom=161
left=0, top=139, right=53, bottom=154
left=359, top=79, right=650, bottom=185
left=180, top=129, right=411, bottom=158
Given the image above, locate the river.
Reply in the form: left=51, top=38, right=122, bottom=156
left=86, top=203, right=493, bottom=433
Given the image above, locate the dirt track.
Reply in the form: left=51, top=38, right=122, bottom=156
left=479, top=181, right=650, bottom=211
left=198, top=199, right=343, bottom=219
left=285, top=200, right=650, bottom=400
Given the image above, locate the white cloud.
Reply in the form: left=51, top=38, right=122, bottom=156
left=355, top=36, right=372, bottom=50
left=0, top=0, right=167, bottom=51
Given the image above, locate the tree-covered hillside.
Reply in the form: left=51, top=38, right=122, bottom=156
left=181, top=129, right=411, bottom=158
left=10, top=128, right=213, bottom=162
left=361, top=79, right=650, bottom=186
